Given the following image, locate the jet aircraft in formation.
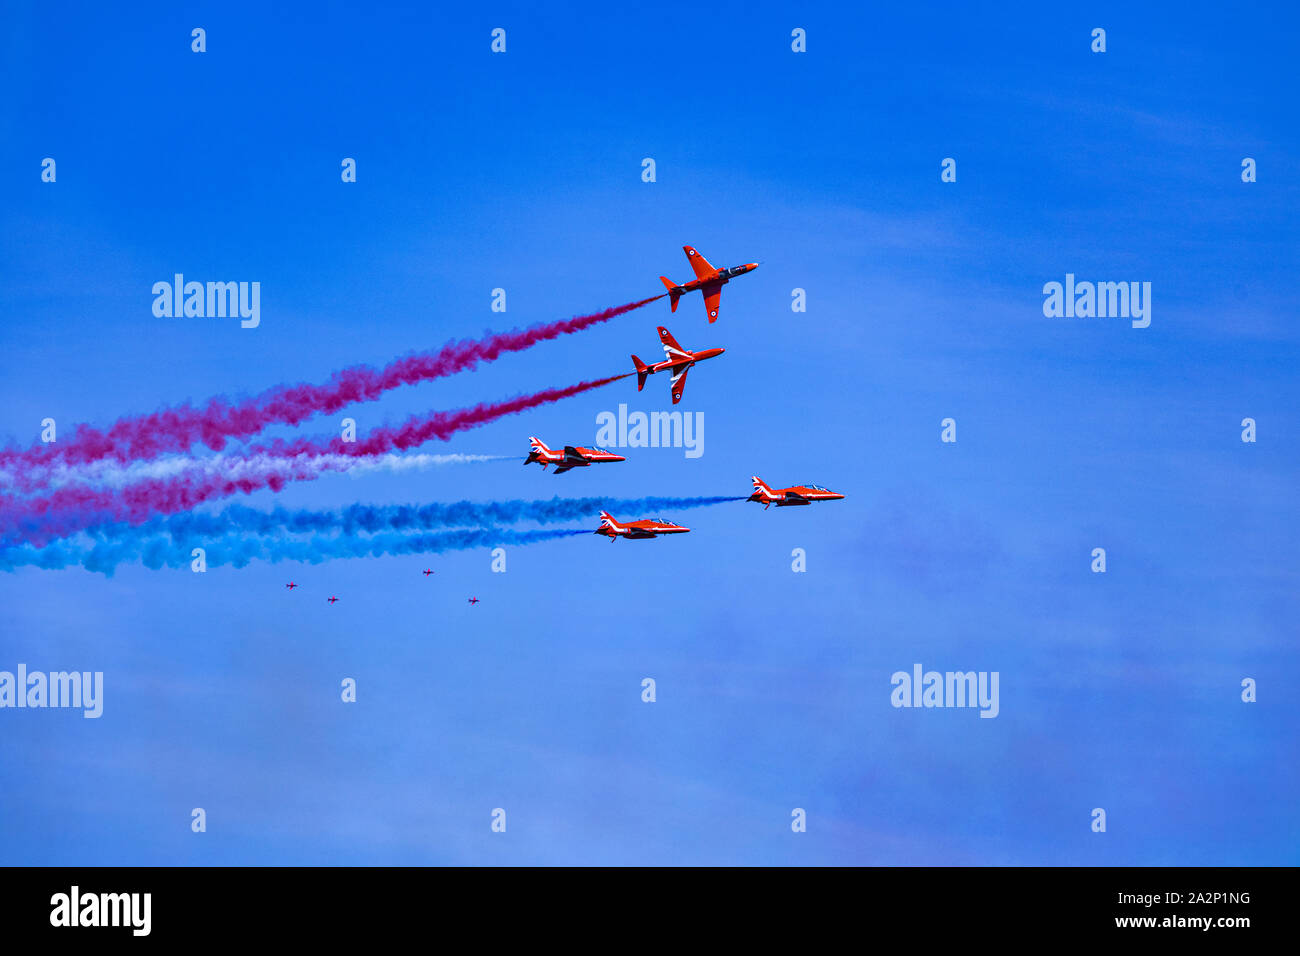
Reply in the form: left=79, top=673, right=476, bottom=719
left=631, top=327, right=724, bottom=405
left=748, top=476, right=846, bottom=509
left=283, top=246, right=839, bottom=576
left=525, top=437, right=625, bottom=474
left=658, top=245, right=758, bottom=323
left=594, top=511, right=691, bottom=541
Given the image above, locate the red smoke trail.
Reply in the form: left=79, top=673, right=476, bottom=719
left=255, top=375, right=631, bottom=459
left=1, top=374, right=631, bottom=546
left=0, top=296, right=662, bottom=485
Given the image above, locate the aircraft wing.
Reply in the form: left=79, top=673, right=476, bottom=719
left=658, top=326, right=688, bottom=355
left=564, top=444, right=595, bottom=470
left=684, top=245, right=716, bottom=280
left=702, top=285, right=721, bottom=322
left=669, top=364, right=689, bottom=404
left=552, top=465, right=574, bottom=475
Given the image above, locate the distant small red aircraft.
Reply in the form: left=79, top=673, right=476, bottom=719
left=595, top=511, right=691, bottom=541
left=632, top=327, right=724, bottom=405
left=423, top=569, right=435, bottom=576
left=468, top=597, right=480, bottom=605
left=327, top=596, right=339, bottom=604
left=659, top=245, right=758, bottom=322
left=748, top=476, right=846, bottom=510
left=285, top=582, right=297, bottom=590
left=525, top=436, right=625, bottom=474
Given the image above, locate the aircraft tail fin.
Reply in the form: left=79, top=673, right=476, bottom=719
left=659, top=277, right=681, bottom=311
left=751, top=476, right=776, bottom=498
left=631, top=355, right=649, bottom=391
left=525, top=436, right=548, bottom=465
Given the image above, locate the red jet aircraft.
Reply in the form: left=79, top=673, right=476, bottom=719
left=468, top=597, right=480, bottom=605
left=327, top=595, right=339, bottom=604
left=423, top=569, right=435, bottom=576
left=631, top=327, right=724, bottom=405
left=659, top=245, right=758, bottom=322
left=525, top=436, right=626, bottom=474
left=285, top=582, right=297, bottom=590
left=748, top=476, right=846, bottom=510
left=595, top=511, right=691, bottom=541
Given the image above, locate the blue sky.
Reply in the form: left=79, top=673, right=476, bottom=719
left=0, top=1, right=1296, bottom=864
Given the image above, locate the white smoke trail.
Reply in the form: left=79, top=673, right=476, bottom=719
left=0, top=451, right=512, bottom=492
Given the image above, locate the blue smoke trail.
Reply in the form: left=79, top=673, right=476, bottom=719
left=0, top=527, right=591, bottom=576
left=0, top=495, right=745, bottom=574
left=79, top=495, right=746, bottom=540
